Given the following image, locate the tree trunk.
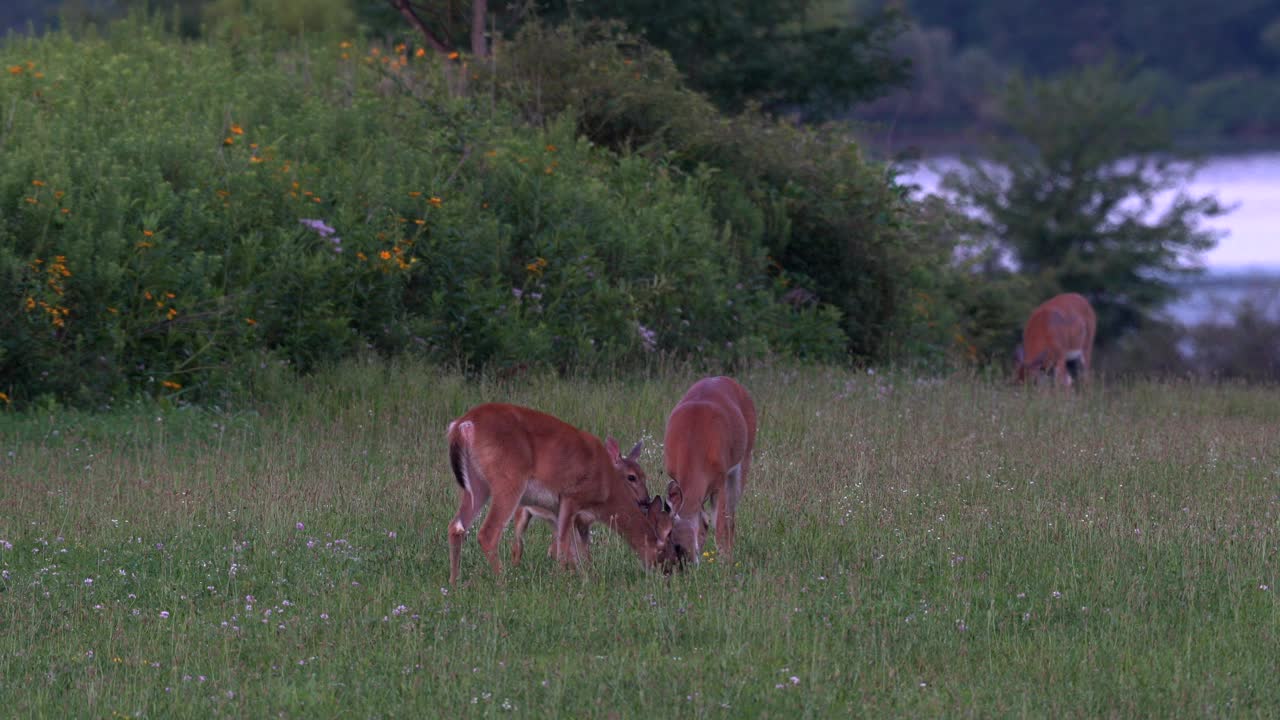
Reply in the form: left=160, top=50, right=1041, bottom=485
left=471, top=0, right=488, bottom=58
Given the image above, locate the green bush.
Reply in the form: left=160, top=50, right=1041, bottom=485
left=0, top=18, right=847, bottom=408
left=493, top=21, right=959, bottom=364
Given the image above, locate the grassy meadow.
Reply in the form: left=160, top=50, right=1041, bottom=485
left=1, top=363, right=1279, bottom=717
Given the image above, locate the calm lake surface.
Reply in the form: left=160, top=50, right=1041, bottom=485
left=899, top=152, right=1280, bottom=325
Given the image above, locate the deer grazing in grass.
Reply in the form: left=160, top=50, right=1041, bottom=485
left=662, top=377, right=757, bottom=567
left=1014, top=293, right=1097, bottom=388
left=445, top=403, right=674, bottom=584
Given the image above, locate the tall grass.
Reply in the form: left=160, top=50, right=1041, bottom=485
left=2, top=363, right=1277, bottom=716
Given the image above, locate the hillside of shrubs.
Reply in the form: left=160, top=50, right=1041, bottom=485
left=0, top=17, right=998, bottom=409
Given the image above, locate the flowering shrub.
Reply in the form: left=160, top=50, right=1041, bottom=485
left=0, top=20, right=844, bottom=408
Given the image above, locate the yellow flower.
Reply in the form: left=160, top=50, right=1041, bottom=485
left=545, top=145, right=557, bottom=153
left=447, top=51, right=460, bottom=60
left=413, top=219, right=425, bottom=225
left=136, top=242, right=153, bottom=249
left=340, top=41, right=353, bottom=49
left=0, top=391, right=9, bottom=405
left=7, top=65, right=21, bottom=75
left=161, top=380, right=181, bottom=390
left=408, top=191, right=422, bottom=197
left=356, top=252, right=367, bottom=261
left=54, top=190, right=64, bottom=199
left=107, top=307, right=118, bottom=314
left=245, top=317, right=257, bottom=326
left=23, top=197, right=37, bottom=204
left=223, top=137, right=234, bottom=146
left=165, top=292, right=175, bottom=299
left=250, top=156, right=265, bottom=164
left=428, top=196, right=443, bottom=207
left=31, top=180, right=45, bottom=187
left=379, top=250, right=392, bottom=261
left=143, top=229, right=154, bottom=237
left=415, top=48, right=426, bottom=58
left=167, top=308, right=178, bottom=320
left=230, top=124, right=244, bottom=135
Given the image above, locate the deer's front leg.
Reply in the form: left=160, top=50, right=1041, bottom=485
left=554, top=500, right=581, bottom=569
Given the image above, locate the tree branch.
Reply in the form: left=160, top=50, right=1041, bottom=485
left=388, top=0, right=454, bottom=56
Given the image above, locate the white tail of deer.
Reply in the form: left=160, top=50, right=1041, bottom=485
left=445, top=403, right=673, bottom=584
left=663, top=376, right=757, bottom=567
left=1015, top=293, right=1097, bottom=387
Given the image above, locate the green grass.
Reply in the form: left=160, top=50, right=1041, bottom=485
left=2, top=363, right=1279, bottom=717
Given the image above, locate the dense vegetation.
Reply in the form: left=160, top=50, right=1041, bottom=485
left=1, top=17, right=982, bottom=408
left=2, top=4, right=1270, bottom=410
left=3, top=366, right=1279, bottom=716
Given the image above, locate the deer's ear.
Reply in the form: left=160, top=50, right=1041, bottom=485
left=666, top=479, right=683, bottom=511
left=627, top=440, right=643, bottom=461
left=605, top=436, right=622, bottom=462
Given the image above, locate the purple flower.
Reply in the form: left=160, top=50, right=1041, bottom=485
left=296, top=522, right=305, bottom=531
left=159, top=611, right=170, bottom=619
left=299, top=218, right=337, bottom=237
left=636, top=323, right=657, bottom=352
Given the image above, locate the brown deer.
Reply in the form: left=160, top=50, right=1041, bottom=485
left=663, top=377, right=757, bottom=567
left=445, top=403, right=673, bottom=584
left=1014, top=293, right=1097, bottom=387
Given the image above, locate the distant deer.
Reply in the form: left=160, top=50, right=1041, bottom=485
left=445, top=403, right=673, bottom=584
left=663, top=377, right=757, bottom=566
left=1014, top=293, right=1097, bottom=387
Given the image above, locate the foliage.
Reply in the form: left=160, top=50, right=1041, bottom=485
left=493, top=21, right=962, bottom=365
left=943, top=62, right=1227, bottom=346
left=0, top=18, right=846, bottom=409
left=203, top=0, right=358, bottom=39
left=1108, top=291, right=1280, bottom=381
left=534, top=0, right=912, bottom=118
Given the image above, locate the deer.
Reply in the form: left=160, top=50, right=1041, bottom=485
left=1014, top=292, right=1097, bottom=388
left=445, top=403, right=674, bottom=584
left=662, top=376, right=757, bottom=568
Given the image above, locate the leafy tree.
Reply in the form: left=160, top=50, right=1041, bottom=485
left=944, top=61, right=1228, bottom=346
left=534, top=0, right=911, bottom=117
